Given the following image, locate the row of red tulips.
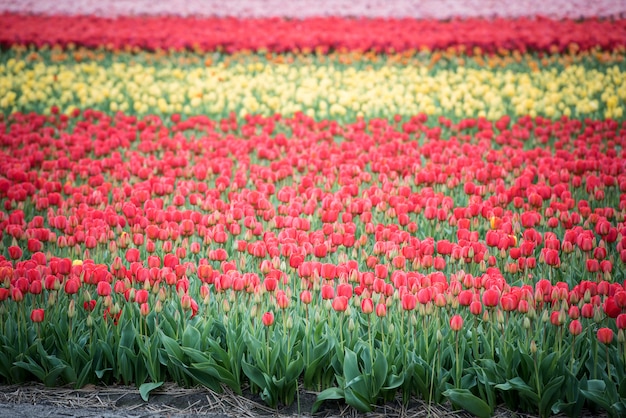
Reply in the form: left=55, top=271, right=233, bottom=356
left=1, top=109, right=625, bottom=415
left=1, top=14, right=626, bottom=53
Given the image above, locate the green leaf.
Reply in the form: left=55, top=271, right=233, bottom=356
left=286, top=354, right=304, bottom=383
left=181, top=346, right=210, bottom=364
left=182, top=325, right=201, bottom=350
left=383, top=372, right=404, bottom=391
left=139, top=381, right=163, bottom=402
left=539, top=376, right=565, bottom=418
left=95, top=368, right=112, bottom=379
left=311, top=387, right=344, bottom=414
left=14, top=359, right=45, bottom=381
left=372, top=350, right=388, bottom=394
left=120, top=324, right=136, bottom=350
left=342, top=349, right=360, bottom=385
left=159, top=331, right=184, bottom=361
left=619, top=377, right=626, bottom=398
left=43, top=363, right=69, bottom=387
left=495, top=377, right=539, bottom=404
left=443, top=388, right=492, bottom=418
left=344, top=386, right=373, bottom=412
left=75, top=360, right=93, bottom=388
left=581, top=379, right=612, bottom=413
left=241, top=359, right=269, bottom=392
left=192, top=362, right=240, bottom=394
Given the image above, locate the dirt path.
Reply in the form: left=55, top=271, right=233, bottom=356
left=0, top=383, right=479, bottom=418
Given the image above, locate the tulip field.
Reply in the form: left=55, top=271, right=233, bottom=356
left=1, top=1, right=626, bottom=417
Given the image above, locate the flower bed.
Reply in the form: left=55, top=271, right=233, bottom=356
left=0, top=6, right=625, bottom=418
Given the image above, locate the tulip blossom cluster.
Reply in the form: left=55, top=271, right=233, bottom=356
left=1, top=4, right=626, bottom=417
left=1, top=14, right=626, bottom=54
left=0, top=107, right=625, bottom=414
left=1, top=49, right=625, bottom=120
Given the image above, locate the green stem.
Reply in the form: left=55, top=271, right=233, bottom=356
left=606, top=345, right=612, bottom=382
left=593, top=336, right=598, bottom=380
left=455, top=332, right=461, bottom=389
left=490, top=309, right=495, bottom=359
left=265, top=327, right=270, bottom=374
left=570, top=335, right=575, bottom=375
left=534, top=351, right=542, bottom=403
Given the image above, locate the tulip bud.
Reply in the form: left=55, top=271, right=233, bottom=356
left=222, top=299, right=230, bottom=313
left=594, top=307, right=604, bottom=324
left=348, top=318, right=355, bottom=332
left=47, top=292, right=57, bottom=307
left=86, top=315, right=94, bottom=328
left=437, top=330, right=443, bottom=342
left=496, top=310, right=505, bottom=324
left=140, top=302, right=150, bottom=317
left=155, top=300, right=163, bottom=313
left=522, top=317, right=531, bottom=330
left=68, top=299, right=76, bottom=318
left=482, top=310, right=490, bottom=322
left=530, top=340, right=537, bottom=354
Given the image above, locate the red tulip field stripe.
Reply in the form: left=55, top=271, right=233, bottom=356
left=0, top=108, right=626, bottom=415
left=1, top=14, right=626, bottom=53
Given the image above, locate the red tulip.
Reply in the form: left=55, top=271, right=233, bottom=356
left=482, top=288, right=500, bottom=308
left=8, top=246, right=22, bottom=260
left=597, top=327, right=614, bottom=345
left=458, top=290, right=473, bottom=306
left=30, top=308, right=44, bottom=323
left=550, top=311, right=563, bottom=327
left=332, top=296, right=349, bottom=312
left=375, top=303, right=387, bottom=317
left=264, top=277, right=278, bottom=292
left=616, top=314, right=626, bottom=330
left=140, top=302, right=150, bottom=317
left=569, top=319, right=582, bottom=336
left=125, top=248, right=140, bottom=263
left=361, top=297, right=374, bottom=315
left=568, top=305, right=580, bottom=320
left=262, top=311, right=274, bottom=326
left=300, top=290, right=312, bottom=304
left=276, top=292, right=290, bottom=309
left=83, top=300, right=96, bottom=311
left=581, top=303, right=594, bottom=318
left=470, top=301, right=482, bottom=316
left=450, top=314, right=463, bottom=331
left=64, top=278, right=80, bottom=295
left=337, top=283, right=353, bottom=299
left=401, top=293, right=417, bottom=311
left=96, top=281, right=112, bottom=297
left=180, top=294, right=192, bottom=311
left=321, top=284, right=335, bottom=300
left=135, top=289, right=149, bottom=304
left=603, top=296, right=621, bottom=318
left=29, top=280, right=42, bottom=295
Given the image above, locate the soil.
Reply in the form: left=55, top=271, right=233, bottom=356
left=0, top=382, right=604, bottom=418
left=0, top=383, right=482, bottom=418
